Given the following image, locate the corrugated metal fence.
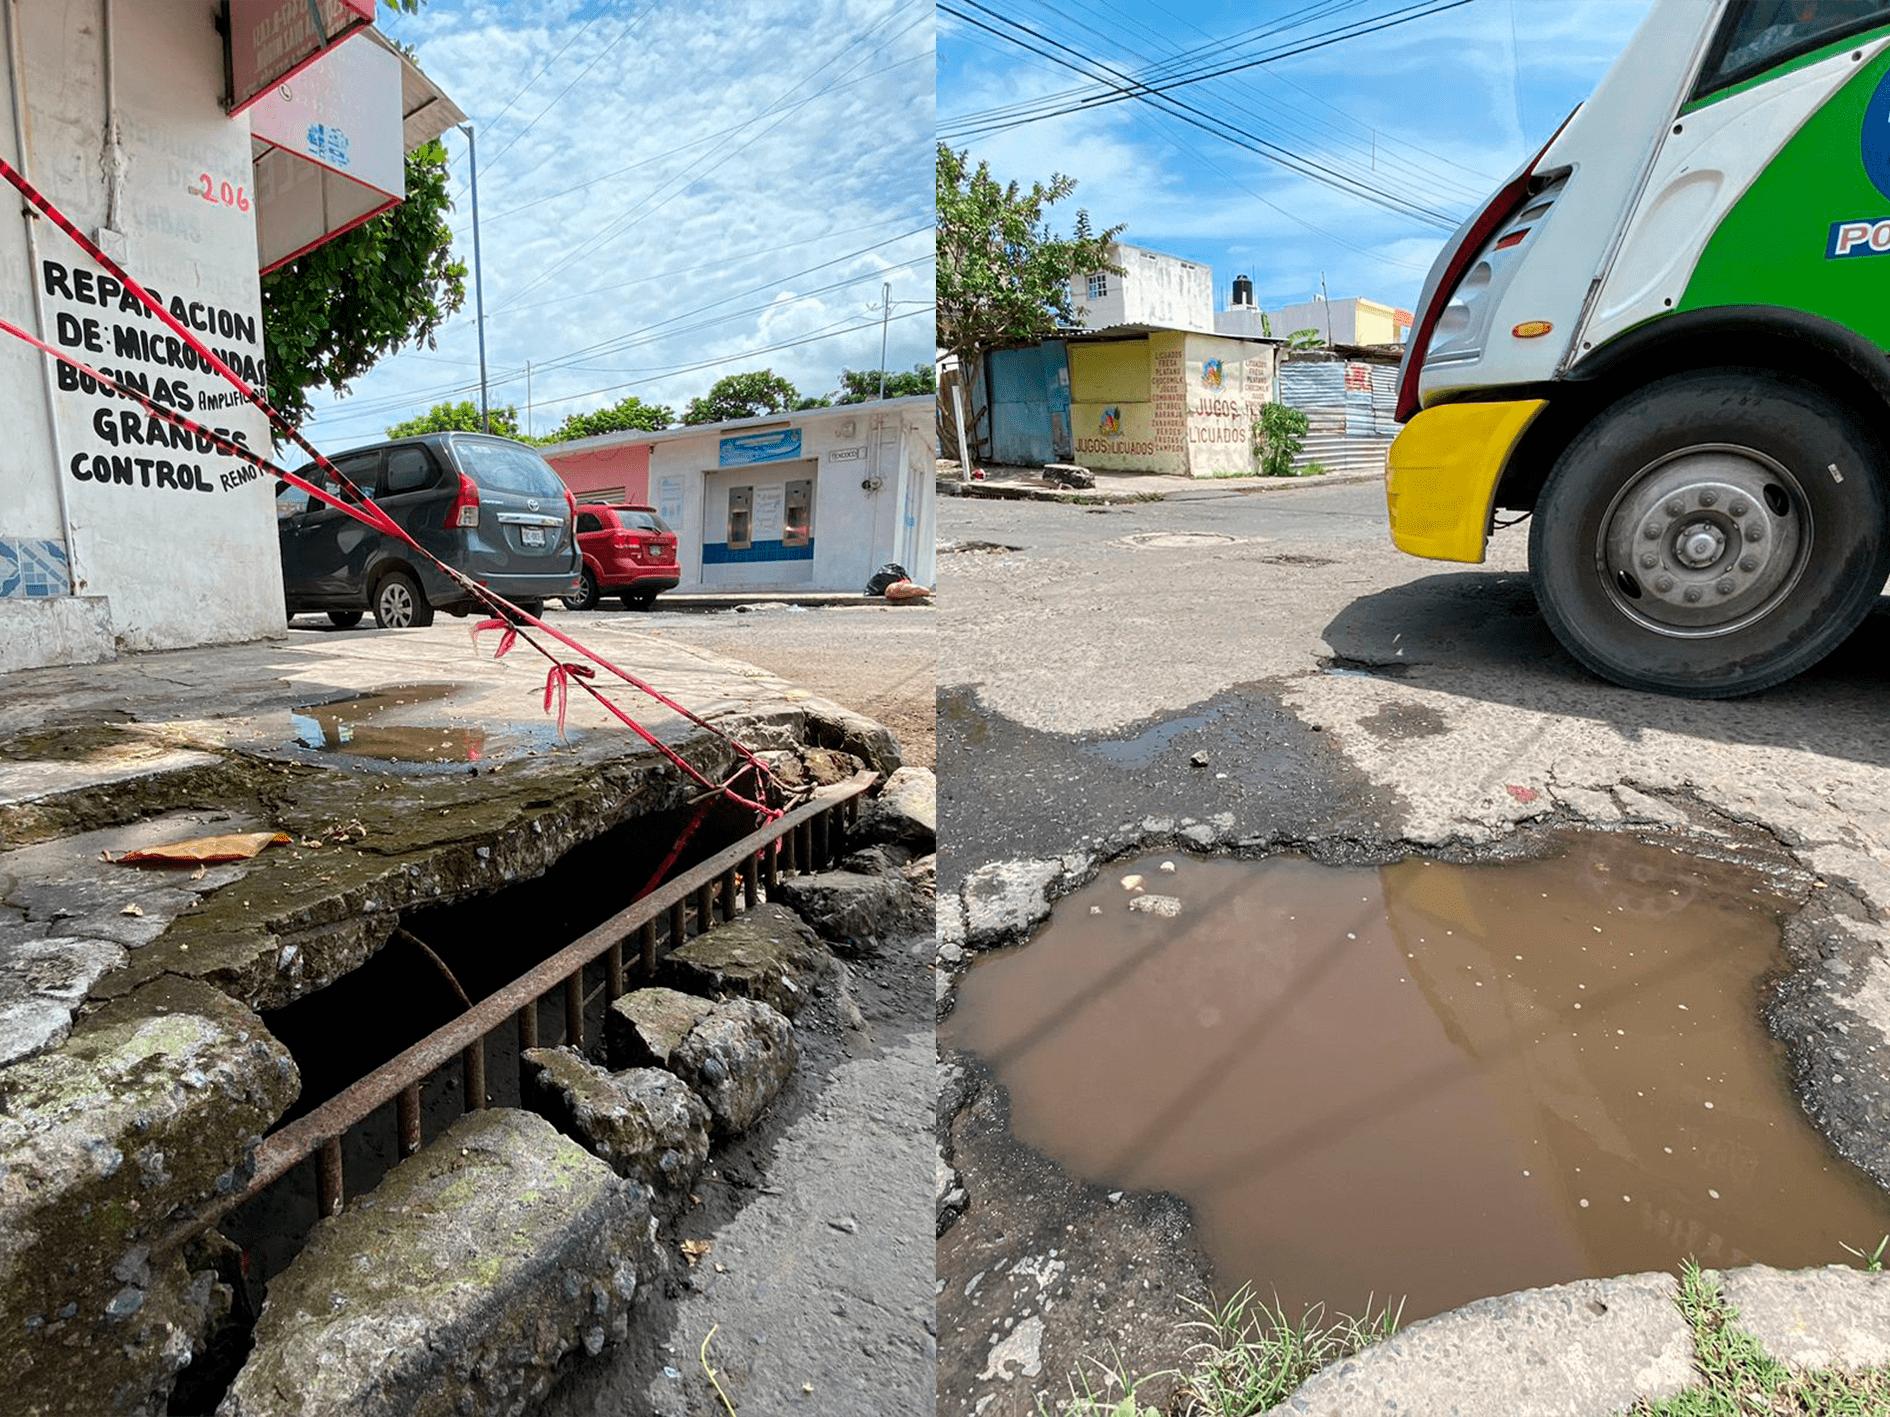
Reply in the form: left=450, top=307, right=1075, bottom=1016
left=1277, top=360, right=1398, bottom=476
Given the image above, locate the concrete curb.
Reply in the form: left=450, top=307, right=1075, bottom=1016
left=937, top=465, right=1386, bottom=505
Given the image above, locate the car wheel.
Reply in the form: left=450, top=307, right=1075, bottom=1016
left=506, top=598, right=544, bottom=623
left=1529, top=369, right=1890, bottom=697
left=372, top=571, right=435, bottom=629
left=562, top=567, right=599, bottom=612
left=327, top=610, right=364, bottom=629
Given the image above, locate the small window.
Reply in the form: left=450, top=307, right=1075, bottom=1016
left=328, top=453, right=378, bottom=502
left=382, top=446, right=438, bottom=495
left=1694, top=1, right=1890, bottom=99
left=1086, top=273, right=1109, bottom=300
left=619, top=510, right=672, bottom=534
left=576, top=512, right=604, bottom=534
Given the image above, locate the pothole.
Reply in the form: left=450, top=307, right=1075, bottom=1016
left=941, top=833, right=1890, bottom=1322
left=1115, top=532, right=1242, bottom=550
left=942, top=540, right=1023, bottom=554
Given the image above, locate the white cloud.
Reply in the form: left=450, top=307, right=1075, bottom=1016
left=303, top=0, right=934, bottom=450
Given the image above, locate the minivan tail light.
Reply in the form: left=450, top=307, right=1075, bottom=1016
left=563, top=488, right=577, bottom=526
left=446, top=472, right=480, bottom=529
left=1397, top=110, right=1575, bottom=423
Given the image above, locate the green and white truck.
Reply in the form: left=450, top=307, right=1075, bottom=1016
left=1388, top=0, right=1890, bottom=695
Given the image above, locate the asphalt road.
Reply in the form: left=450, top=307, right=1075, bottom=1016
left=935, top=477, right=1890, bottom=1416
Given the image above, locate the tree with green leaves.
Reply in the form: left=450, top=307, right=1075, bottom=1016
left=262, top=137, right=466, bottom=425
left=545, top=396, right=674, bottom=442
left=1288, top=328, right=1325, bottom=349
left=835, top=364, right=936, bottom=403
left=936, top=143, right=1122, bottom=459
left=386, top=399, right=520, bottom=439
left=681, top=369, right=806, bottom=425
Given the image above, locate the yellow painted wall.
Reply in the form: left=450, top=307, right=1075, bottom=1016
left=1070, top=335, right=1187, bottom=475
left=1068, top=340, right=1150, bottom=403
left=1353, top=300, right=1401, bottom=345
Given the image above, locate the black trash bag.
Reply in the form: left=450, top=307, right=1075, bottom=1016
left=865, top=562, right=909, bottom=596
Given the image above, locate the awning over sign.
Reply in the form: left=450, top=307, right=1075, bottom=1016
left=249, top=27, right=466, bottom=275
left=226, top=0, right=376, bottom=115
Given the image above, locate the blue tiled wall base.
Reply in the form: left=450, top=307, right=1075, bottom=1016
left=0, top=537, right=70, bottom=597
left=701, top=539, right=815, bottom=565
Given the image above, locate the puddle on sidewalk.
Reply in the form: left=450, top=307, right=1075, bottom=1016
left=940, top=835, right=1890, bottom=1321
left=288, top=683, right=560, bottom=763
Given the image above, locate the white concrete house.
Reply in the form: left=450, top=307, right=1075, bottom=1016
left=1069, top=242, right=1215, bottom=333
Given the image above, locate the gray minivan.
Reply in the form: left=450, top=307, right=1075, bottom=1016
left=277, top=433, right=581, bottom=628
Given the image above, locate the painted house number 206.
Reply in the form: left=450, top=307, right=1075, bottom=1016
left=194, top=174, right=251, bottom=212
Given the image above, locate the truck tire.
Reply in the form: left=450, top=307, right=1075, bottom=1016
left=1529, top=369, right=1890, bottom=697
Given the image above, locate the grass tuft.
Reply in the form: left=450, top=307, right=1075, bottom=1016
left=1173, top=1284, right=1402, bottom=1416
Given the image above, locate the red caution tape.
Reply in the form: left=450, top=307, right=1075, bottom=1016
left=0, top=153, right=787, bottom=818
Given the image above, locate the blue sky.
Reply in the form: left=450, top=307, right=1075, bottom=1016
left=300, top=0, right=934, bottom=453
left=937, top=0, right=1651, bottom=320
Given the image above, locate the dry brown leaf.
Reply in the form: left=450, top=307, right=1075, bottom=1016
left=117, top=832, right=290, bottom=866
left=120, top=903, right=145, bottom=917
left=680, top=1239, right=713, bottom=1267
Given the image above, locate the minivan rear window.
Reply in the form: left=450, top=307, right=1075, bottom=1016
left=453, top=440, right=567, bottom=498
left=618, top=510, right=672, bottom=534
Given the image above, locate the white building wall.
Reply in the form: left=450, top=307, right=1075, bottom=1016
left=1, top=0, right=279, bottom=670
left=1071, top=242, right=1214, bottom=332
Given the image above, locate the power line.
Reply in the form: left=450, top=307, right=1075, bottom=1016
left=939, top=0, right=1467, bottom=228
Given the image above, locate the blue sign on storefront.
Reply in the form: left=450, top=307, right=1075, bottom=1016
left=718, top=429, right=802, bottom=466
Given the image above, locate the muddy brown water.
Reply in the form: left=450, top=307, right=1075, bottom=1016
left=940, top=835, right=1890, bottom=1320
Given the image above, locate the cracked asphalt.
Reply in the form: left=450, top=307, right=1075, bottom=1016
left=935, top=478, right=1890, bottom=1415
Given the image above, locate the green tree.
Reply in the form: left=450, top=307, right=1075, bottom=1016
left=1288, top=328, right=1325, bottom=349
left=386, top=399, right=520, bottom=439
left=936, top=143, right=1122, bottom=459
left=681, top=369, right=805, bottom=425
left=262, top=137, right=466, bottom=424
left=545, top=396, right=674, bottom=442
left=835, top=364, right=936, bottom=403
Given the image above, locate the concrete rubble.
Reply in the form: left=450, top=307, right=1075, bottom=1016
left=657, top=902, right=827, bottom=1018
left=0, top=624, right=928, bottom=1415
left=669, top=996, right=800, bottom=1135
left=522, top=1047, right=712, bottom=1193
left=218, top=1109, right=650, bottom=1417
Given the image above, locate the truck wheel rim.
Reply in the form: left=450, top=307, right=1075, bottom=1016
left=1596, top=443, right=1810, bottom=639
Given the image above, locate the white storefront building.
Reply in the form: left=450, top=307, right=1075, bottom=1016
left=541, top=396, right=937, bottom=595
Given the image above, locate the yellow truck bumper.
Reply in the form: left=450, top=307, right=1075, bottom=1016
left=1386, top=399, right=1547, bottom=563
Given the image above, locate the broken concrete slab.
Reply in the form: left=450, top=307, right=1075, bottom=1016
left=771, top=869, right=925, bottom=956
left=851, top=765, right=935, bottom=850
left=523, top=1046, right=711, bottom=1193
left=659, top=902, right=827, bottom=1018
left=220, top=1108, right=650, bottom=1417
left=0, top=976, right=298, bottom=1417
left=961, top=857, right=1063, bottom=950
left=1720, top=1264, right=1890, bottom=1371
left=606, top=987, right=715, bottom=1070
left=0, top=934, right=126, bottom=1066
left=670, top=997, right=799, bottom=1135
left=1267, top=1271, right=1693, bottom=1417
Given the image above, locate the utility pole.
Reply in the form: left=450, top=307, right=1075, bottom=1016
left=876, top=280, right=891, bottom=400
left=459, top=122, right=490, bottom=434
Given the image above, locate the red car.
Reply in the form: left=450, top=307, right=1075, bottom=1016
left=563, top=504, right=680, bottom=610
